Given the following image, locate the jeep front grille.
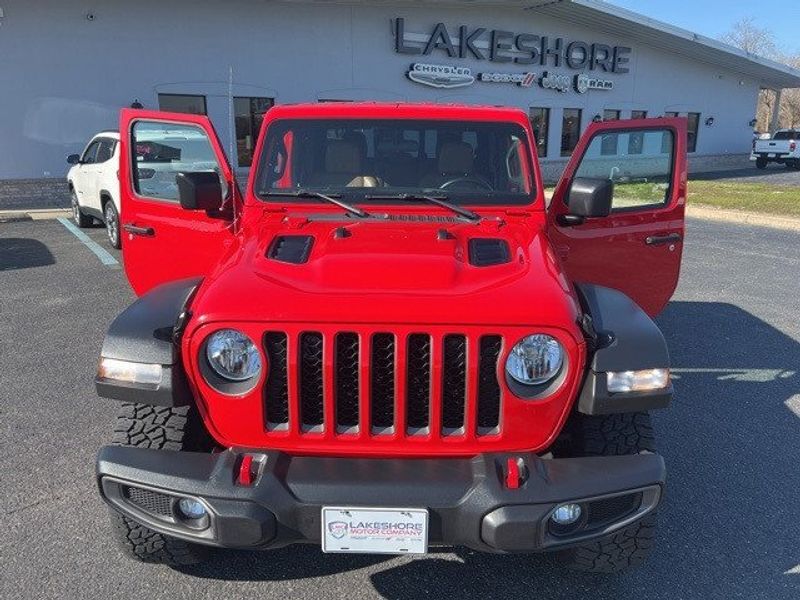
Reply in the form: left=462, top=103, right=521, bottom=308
left=261, top=328, right=504, bottom=438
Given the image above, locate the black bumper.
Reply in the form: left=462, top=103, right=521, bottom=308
left=97, top=446, right=664, bottom=553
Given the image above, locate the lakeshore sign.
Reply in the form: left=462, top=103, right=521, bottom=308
left=393, top=18, right=632, bottom=74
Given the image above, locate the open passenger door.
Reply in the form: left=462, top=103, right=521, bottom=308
left=118, top=109, right=240, bottom=296
left=547, top=117, right=687, bottom=316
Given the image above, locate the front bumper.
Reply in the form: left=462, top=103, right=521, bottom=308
left=97, top=446, right=664, bottom=553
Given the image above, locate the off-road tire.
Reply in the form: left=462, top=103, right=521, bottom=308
left=107, top=403, right=214, bottom=566
left=755, top=156, right=768, bottom=169
left=71, top=189, right=93, bottom=227
left=553, top=412, right=658, bottom=573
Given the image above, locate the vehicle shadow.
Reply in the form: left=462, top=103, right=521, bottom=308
left=175, top=545, right=392, bottom=581
left=180, top=301, right=800, bottom=599
left=0, top=238, right=55, bottom=270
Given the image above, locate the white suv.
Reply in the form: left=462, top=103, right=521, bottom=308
left=66, top=131, right=122, bottom=248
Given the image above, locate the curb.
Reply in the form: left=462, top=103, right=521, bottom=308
left=687, top=204, right=800, bottom=232
left=0, top=208, right=71, bottom=222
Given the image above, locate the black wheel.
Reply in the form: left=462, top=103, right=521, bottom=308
left=103, top=199, right=121, bottom=249
left=552, top=412, right=657, bottom=573
left=71, top=189, right=92, bottom=227
left=787, top=159, right=800, bottom=171
left=107, top=403, right=214, bottom=566
left=755, top=157, right=768, bottom=169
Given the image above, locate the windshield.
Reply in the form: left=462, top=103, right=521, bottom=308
left=254, top=119, right=535, bottom=205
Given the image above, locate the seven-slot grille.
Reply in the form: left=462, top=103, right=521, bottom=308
left=262, top=329, right=503, bottom=438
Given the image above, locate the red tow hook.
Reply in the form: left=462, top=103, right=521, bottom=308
left=237, top=454, right=257, bottom=486
left=505, top=457, right=527, bottom=489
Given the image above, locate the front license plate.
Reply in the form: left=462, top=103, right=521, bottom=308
left=321, top=507, right=428, bottom=554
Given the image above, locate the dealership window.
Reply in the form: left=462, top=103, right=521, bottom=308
left=158, top=94, right=207, bottom=115
left=601, top=110, right=621, bottom=155
left=687, top=112, right=700, bottom=153
left=234, top=97, right=274, bottom=167
left=529, top=107, right=550, bottom=158
left=662, top=112, right=679, bottom=153
left=629, top=111, right=648, bottom=154
left=561, top=109, right=582, bottom=157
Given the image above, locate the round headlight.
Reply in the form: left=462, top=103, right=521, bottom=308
left=506, top=334, right=564, bottom=386
left=206, top=329, right=262, bottom=381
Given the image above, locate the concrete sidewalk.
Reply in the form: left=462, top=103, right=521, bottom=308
left=0, top=208, right=70, bottom=222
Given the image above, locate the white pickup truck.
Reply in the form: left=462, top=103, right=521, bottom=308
left=752, top=129, right=800, bottom=170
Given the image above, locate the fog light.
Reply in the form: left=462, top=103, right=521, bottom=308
left=177, top=498, right=207, bottom=520
left=551, top=503, right=582, bottom=525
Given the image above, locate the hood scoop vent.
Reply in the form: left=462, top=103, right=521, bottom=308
left=468, top=238, right=511, bottom=267
left=268, top=235, right=313, bottom=264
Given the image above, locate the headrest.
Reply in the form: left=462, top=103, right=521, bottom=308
left=438, top=141, right=474, bottom=174
left=325, top=140, right=362, bottom=173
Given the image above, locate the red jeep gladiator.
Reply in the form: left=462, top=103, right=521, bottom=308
left=96, top=103, right=686, bottom=573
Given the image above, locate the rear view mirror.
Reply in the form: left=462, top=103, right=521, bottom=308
left=66, top=154, right=81, bottom=165
left=176, top=171, right=223, bottom=211
left=562, top=177, right=613, bottom=224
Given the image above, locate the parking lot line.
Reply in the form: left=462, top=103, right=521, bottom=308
left=56, top=217, right=120, bottom=267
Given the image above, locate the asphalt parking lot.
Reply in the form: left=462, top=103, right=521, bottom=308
left=694, top=162, right=800, bottom=186
left=1, top=217, right=798, bottom=600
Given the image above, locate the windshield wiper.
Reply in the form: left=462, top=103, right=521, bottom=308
left=263, top=189, right=369, bottom=218
left=364, top=193, right=480, bottom=222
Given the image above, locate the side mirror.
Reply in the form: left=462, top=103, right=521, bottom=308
left=561, top=177, right=613, bottom=225
left=176, top=171, right=223, bottom=211
left=66, top=154, right=81, bottom=165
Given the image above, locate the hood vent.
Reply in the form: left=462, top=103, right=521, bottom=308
left=468, top=238, right=511, bottom=267
left=268, top=235, right=313, bottom=264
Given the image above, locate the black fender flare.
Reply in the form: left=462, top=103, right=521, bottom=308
left=95, top=277, right=202, bottom=406
left=575, top=284, right=672, bottom=415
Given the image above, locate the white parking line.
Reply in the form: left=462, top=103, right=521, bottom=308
left=56, top=217, right=120, bottom=267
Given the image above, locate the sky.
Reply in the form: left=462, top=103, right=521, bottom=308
left=607, top=1, right=800, bottom=55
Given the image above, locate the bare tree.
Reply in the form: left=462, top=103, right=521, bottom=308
left=721, top=17, right=777, bottom=57
left=721, top=18, right=800, bottom=131
left=779, top=54, right=800, bottom=128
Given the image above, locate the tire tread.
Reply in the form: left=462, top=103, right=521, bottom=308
left=107, top=403, right=211, bottom=566
left=555, top=412, right=658, bottom=573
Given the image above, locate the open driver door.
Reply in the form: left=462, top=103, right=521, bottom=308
left=118, top=109, right=241, bottom=296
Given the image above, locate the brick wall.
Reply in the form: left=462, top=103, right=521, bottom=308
left=0, top=153, right=756, bottom=210
left=0, top=178, right=70, bottom=211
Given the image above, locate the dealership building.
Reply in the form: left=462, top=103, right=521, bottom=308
left=2, top=0, right=800, bottom=204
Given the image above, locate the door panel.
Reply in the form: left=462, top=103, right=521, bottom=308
left=547, top=118, right=687, bottom=316
left=119, top=109, right=238, bottom=296
left=76, top=140, right=101, bottom=207
left=91, top=138, right=116, bottom=211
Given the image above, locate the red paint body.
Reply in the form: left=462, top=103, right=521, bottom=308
left=117, top=104, right=686, bottom=457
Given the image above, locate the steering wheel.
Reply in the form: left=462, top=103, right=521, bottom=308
left=440, top=176, right=493, bottom=191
